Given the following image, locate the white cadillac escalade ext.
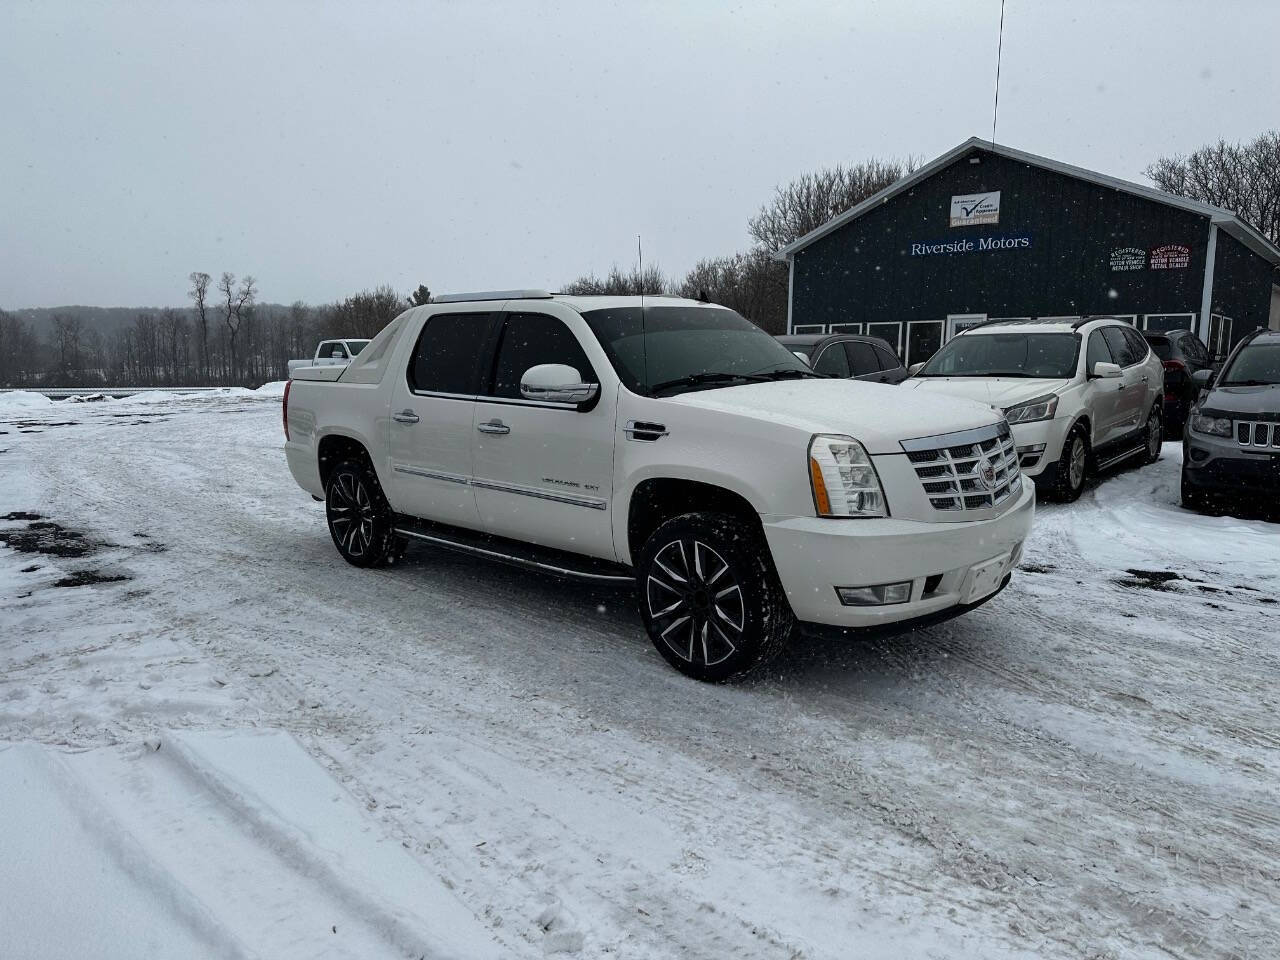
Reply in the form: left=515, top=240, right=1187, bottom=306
left=284, top=291, right=1035, bottom=681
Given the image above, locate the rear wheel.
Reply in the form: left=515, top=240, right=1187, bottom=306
left=1048, top=425, right=1089, bottom=502
left=325, top=459, right=396, bottom=567
left=1142, top=405, right=1163, bottom=464
left=637, top=513, right=794, bottom=682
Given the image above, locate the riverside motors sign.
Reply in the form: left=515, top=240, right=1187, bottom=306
left=950, top=191, right=1000, bottom=227
left=911, top=235, right=1031, bottom=257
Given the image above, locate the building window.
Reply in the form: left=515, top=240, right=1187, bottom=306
left=792, top=324, right=825, bottom=334
left=828, top=323, right=863, bottom=334
left=1141, top=313, right=1195, bottom=333
left=906, top=320, right=945, bottom=366
left=946, top=314, right=987, bottom=339
left=866, top=322, right=903, bottom=357
left=1207, top=314, right=1234, bottom=361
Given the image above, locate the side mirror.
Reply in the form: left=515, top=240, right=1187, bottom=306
left=1191, top=369, right=1214, bottom=389
left=1090, top=361, right=1123, bottom=379
left=907, top=362, right=925, bottom=377
left=520, top=363, right=599, bottom=405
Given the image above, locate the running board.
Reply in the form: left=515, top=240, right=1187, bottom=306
left=392, top=519, right=633, bottom=584
left=1094, top=445, right=1146, bottom=472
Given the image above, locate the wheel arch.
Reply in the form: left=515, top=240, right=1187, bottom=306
left=317, top=430, right=382, bottom=491
left=622, top=476, right=764, bottom=567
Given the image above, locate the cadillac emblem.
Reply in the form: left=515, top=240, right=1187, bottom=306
left=976, top=457, right=997, bottom=491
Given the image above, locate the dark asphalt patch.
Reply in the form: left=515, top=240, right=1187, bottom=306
left=52, top=569, right=131, bottom=588
left=0, top=519, right=97, bottom=558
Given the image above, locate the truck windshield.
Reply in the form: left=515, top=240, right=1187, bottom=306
left=1219, top=342, right=1280, bottom=386
left=917, top=332, right=1079, bottom=379
left=579, top=306, right=812, bottom=394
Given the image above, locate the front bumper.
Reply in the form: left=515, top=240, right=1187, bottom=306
left=1183, top=432, right=1280, bottom=493
left=1009, top=416, right=1075, bottom=478
left=761, top=479, right=1035, bottom=629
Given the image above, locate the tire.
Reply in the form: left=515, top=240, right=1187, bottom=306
left=636, top=513, right=794, bottom=682
left=1142, top=404, right=1163, bottom=465
left=325, top=458, right=397, bottom=568
left=1180, top=470, right=1208, bottom=512
left=1048, top=424, right=1089, bottom=502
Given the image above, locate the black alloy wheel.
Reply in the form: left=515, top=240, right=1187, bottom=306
left=326, top=459, right=396, bottom=567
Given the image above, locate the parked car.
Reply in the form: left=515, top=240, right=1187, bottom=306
left=775, top=334, right=908, bottom=383
left=286, top=338, right=371, bottom=377
left=902, top=317, right=1165, bottom=502
left=1182, top=328, right=1280, bottom=511
left=284, top=291, right=1035, bottom=681
left=1142, top=329, right=1213, bottom=437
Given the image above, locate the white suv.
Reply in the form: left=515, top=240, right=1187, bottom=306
left=902, top=318, right=1165, bottom=501
left=285, top=292, right=1035, bottom=680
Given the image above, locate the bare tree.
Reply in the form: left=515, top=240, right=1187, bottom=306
left=748, top=156, right=920, bottom=251
left=188, top=271, right=212, bottom=381
left=561, top=264, right=668, bottom=296
left=1146, top=131, right=1280, bottom=244
left=331, top=285, right=404, bottom=338
left=51, top=314, right=84, bottom=378
left=674, top=250, right=789, bottom=333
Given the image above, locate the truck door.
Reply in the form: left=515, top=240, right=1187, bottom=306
left=385, top=311, right=493, bottom=531
left=471, top=310, right=618, bottom=561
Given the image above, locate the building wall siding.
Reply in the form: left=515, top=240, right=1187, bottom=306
left=1211, top=231, right=1276, bottom=340
left=792, top=148, right=1213, bottom=331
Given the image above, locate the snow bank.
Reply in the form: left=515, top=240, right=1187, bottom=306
left=254, top=381, right=288, bottom=397
left=0, top=391, right=54, bottom=413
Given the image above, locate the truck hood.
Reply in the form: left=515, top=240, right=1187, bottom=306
left=1199, top=383, right=1280, bottom=420
left=901, top=376, right=1070, bottom=412
left=666, top=379, right=1003, bottom=454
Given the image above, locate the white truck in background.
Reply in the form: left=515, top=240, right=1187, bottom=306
left=283, top=291, right=1035, bottom=681
left=286, top=339, right=371, bottom=378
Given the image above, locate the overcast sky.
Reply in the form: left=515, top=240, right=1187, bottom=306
left=2, top=0, right=1277, bottom=309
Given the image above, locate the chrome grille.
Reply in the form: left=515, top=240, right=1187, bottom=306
left=902, top=422, right=1021, bottom=513
left=1237, top=420, right=1279, bottom=448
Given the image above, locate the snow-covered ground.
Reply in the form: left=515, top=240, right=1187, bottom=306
left=2, top=390, right=1277, bottom=960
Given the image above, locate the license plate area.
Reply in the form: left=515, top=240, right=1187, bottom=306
left=963, top=553, right=1010, bottom=604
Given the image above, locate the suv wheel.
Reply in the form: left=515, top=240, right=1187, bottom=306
left=1180, top=470, right=1208, bottom=512
left=1049, top=425, right=1089, bottom=502
left=326, top=459, right=396, bottom=567
left=637, top=513, right=794, bottom=682
left=1142, top=405, right=1163, bottom=464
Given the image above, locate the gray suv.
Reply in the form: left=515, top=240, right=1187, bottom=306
left=1182, top=329, right=1280, bottom=510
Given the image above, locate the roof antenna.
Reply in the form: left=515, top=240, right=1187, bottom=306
left=991, top=0, right=1006, bottom=147
left=638, top=234, right=649, bottom=391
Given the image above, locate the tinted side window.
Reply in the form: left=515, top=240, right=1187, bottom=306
left=1186, top=336, right=1209, bottom=363
left=813, top=343, right=851, bottom=377
left=1145, top=336, right=1172, bottom=361
left=1123, top=327, right=1150, bottom=362
left=408, top=313, right=493, bottom=394
left=1102, top=327, right=1138, bottom=366
left=1086, top=330, right=1113, bottom=370
left=489, top=312, right=594, bottom=400
left=845, top=340, right=880, bottom=376
left=872, top=345, right=900, bottom=370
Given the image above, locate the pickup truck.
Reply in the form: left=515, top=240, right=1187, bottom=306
left=284, top=291, right=1035, bottom=681
left=286, top=338, right=371, bottom=378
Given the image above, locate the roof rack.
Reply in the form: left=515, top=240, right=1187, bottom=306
left=432, top=289, right=553, bottom=303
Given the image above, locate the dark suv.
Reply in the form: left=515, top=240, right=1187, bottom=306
left=775, top=334, right=908, bottom=383
left=1142, top=329, right=1213, bottom=437
left=1182, top=329, right=1280, bottom=511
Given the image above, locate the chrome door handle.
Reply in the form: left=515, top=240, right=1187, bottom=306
left=477, top=420, right=510, bottom=435
left=393, top=409, right=419, bottom=424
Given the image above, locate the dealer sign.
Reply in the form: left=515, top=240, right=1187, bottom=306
left=950, top=191, right=1001, bottom=227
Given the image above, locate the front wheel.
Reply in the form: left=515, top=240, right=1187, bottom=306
left=325, top=459, right=396, bottom=567
left=636, top=513, right=794, bottom=682
left=1048, top=425, right=1089, bottom=502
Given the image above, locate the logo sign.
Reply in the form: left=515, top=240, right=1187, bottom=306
left=950, top=191, right=1001, bottom=227
left=1149, top=244, right=1190, bottom=270
left=1110, top=247, right=1146, bottom=272
left=976, top=458, right=997, bottom=491
left=911, top=235, right=1031, bottom=257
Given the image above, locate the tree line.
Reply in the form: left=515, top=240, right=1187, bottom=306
left=3, top=131, right=1275, bottom=389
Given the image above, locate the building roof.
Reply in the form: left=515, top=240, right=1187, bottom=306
left=773, top=137, right=1280, bottom=267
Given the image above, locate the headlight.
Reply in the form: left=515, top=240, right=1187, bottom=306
left=1003, top=394, right=1059, bottom=424
left=808, top=435, right=887, bottom=518
left=1189, top=408, right=1232, bottom=437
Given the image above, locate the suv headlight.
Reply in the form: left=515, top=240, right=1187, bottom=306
left=808, top=435, right=887, bottom=518
left=1003, top=394, right=1059, bottom=425
left=1189, top=408, right=1232, bottom=437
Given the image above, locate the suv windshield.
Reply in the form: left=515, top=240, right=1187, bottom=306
left=917, top=332, right=1080, bottom=379
left=580, top=306, right=812, bottom=394
left=1219, top=342, right=1280, bottom=386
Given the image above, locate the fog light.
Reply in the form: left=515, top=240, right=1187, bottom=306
left=836, top=581, right=912, bottom=606
left=1016, top=443, right=1047, bottom=454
